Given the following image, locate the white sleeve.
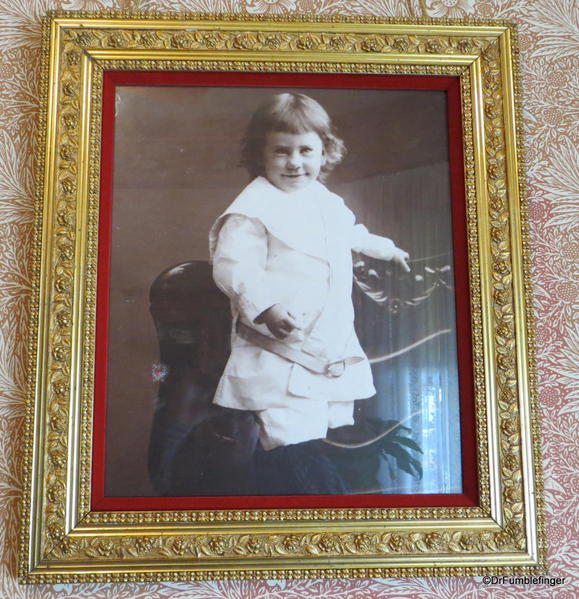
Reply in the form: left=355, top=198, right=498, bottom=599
left=334, top=198, right=398, bottom=260
left=351, top=223, right=397, bottom=261
left=212, top=214, right=280, bottom=323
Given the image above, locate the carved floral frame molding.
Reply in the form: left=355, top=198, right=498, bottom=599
left=20, top=12, right=545, bottom=582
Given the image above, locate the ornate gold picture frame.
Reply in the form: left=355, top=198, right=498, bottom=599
left=20, top=12, right=545, bottom=582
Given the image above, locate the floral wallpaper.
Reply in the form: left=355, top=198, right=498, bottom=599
left=0, top=0, right=577, bottom=597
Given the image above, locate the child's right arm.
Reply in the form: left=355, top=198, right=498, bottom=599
left=212, top=214, right=298, bottom=339
left=351, top=225, right=411, bottom=273
left=255, top=304, right=298, bottom=340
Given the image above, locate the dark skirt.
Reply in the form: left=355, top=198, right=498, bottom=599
left=149, top=405, right=349, bottom=496
left=254, top=438, right=350, bottom=495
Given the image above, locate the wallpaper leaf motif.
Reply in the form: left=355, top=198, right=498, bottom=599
left=0, top=0, right=578, bottom=597
left=0, top=50, right=42, bottom=137
left=423, top=0, right=475, bottom=18
left=62, top=1, right=124, bottom=9
left=538, top=137, right=579, bottom=228
left=0, top=133, right=35, bottom=226
left=0, top=0, right=55, bottom=50
left=335, top=0, right=414, bottom=17
left=0, top=323, right=27, bottom=411
left=139, top=0, right=244, bottom=11
left=246, top=0, right=297, bottom=14
left=523, top=0, right=579, bottom=60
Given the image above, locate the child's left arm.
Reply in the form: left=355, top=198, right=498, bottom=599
left=351, top=224, right=410, bottom=272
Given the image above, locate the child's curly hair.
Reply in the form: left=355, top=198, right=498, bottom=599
left=240, top=93, right=346, bottom=182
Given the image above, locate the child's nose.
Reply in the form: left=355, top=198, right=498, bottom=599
left=286, top=152, right=301, bottom=169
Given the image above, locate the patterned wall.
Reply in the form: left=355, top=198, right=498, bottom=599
left=0, top=1, right=577, bottom=597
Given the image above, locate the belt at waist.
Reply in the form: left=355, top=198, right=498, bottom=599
left=237, top=321, right=349, bottom=378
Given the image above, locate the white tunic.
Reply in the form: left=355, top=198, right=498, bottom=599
left=209, top=177, right=398, bottom=448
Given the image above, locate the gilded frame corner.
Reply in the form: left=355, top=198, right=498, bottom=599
left=20, top=11, right=545, bottom=583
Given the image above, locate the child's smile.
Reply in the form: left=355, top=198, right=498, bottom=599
left=263, top=131, right=325, bottom=193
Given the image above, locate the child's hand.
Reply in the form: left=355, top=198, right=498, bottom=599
left=257, top=304, right=300, bottom=340
left=392, top=248, right=411, bottom=273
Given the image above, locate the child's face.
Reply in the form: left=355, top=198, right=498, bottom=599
left=262, top=131, right=325, bottom=193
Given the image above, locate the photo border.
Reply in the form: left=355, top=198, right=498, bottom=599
left=20, top=12, right=544, bottom=582
left=92, top=69, right=477, bottom=511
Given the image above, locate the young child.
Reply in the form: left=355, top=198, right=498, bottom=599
left=209, top=93, right=410, bottom=494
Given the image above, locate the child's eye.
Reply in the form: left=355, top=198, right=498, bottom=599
left=301, top=147, right=313, bottom=154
